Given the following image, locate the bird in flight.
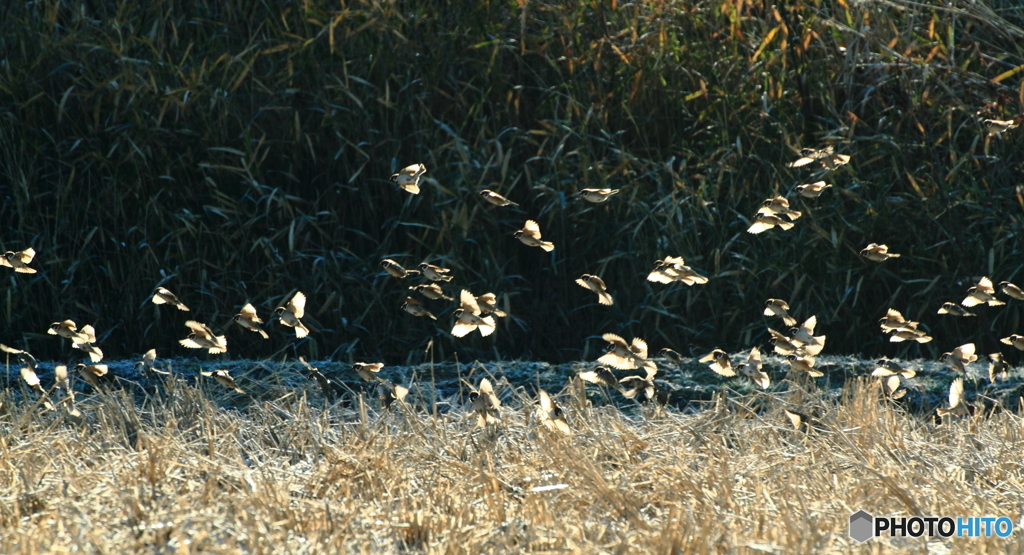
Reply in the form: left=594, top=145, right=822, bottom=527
left=479, top=189, right=519, bottom=207
left=391, top=163, right=426, bottom=194
left=576, top=188, right=620, bottom=203
left=275, top=291, right=310, bottom=338
left=514, top=220, right=555, bottom=251
left=151, top=287, right=190, bottom=311
left=179, top=321, right=227, bottom=354
left=234, top=303, right=270, bottom=338
left=0, top=247, right=37, bottom=274
left=576, top=274, right=614, bottom=305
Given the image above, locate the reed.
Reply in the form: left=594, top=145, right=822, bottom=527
left=0, top=0, right=1022, bottom=365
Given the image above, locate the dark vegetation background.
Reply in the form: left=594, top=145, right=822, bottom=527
left=2, top=0, right=1024, bottom=365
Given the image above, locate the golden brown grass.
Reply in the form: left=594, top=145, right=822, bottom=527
left=2, top=370, right=1022, bottom=553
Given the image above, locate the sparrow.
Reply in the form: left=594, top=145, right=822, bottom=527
left=597, top=333, right=649, bottom=370
left=381, top=259, right=420, bottom=279
left=962, top=277, right=1005, bottom=307
left=883, top=375, right=907, bottom=400
left=578, top=365, right=621, bottom=390
left=789, top=315, right=826, bottom=354
left=878, top=308, right=924, bottom=340
left=984, top=118, right=1019, bottom=136
left=887, top=327, right=932, bottom=343
left=537, top=390, right=571, bottom=434
left=377, top=380, right=409, bottom=411
left=468, top=378, right=501, bottom=427
left=479, top=189, right=519, bottom=207
left=747, top=213, right=795, bottom=234
left=451, top=289, right=497, bottom=337
left=699, top=349, right=736, bottom=377
left=937, top=302, right=975, bottom=317
left=998, top=281, right=1024, bottom=300
left=758, top=196, right=802, bottom=220
left=783, top=409, right=815, bottom=432
left=71, top=324, right=104, bottom=362
left=648, top=255, right=687, bottom=275
left=988, top=353, right=1009, bottom=383
left=419, top=262, right=454, bottom=282
left=48, top=320, right=91, bottom=343
left=201, top=369, right=246, bottom=394
left=452, top=308, right=496, bottom=338
left=151, top=287, right=190, bottom=311
left=390, top=163, right=426, bottom=194
left=936, top=378, right=969, bottom=417
left=795, top=181, right=832, bottom=198
left=769, top=328, right=806, bottom=357
left=0, top=247, right=37, bottom=273
left=879, top=308, right=913, bottom=331
left=1000, top=334, right=1024, bottom=351
left=764, top=299, right=798, bottom=327
left=275, top=291, right=310, bottom=338
left=872, top=359, right=916, bottom=379
left=860, top=244, right=900, bottom=262
left=576, top=188, right=620, bottom=203
left=135, top=348, right=164, bottom=377
left=402, top=296, right=436, bottom=320
left=299, top=357, right=335, bottom=400
left=787, top=146, right=850, bottom=170
left=940, top=343, right=977, bottom=374
left=659, top=348, right=685, bottom=365
left=410, top=283, right=453, bottom=301
left=233, top=303, right=269, bottom=339
left=178, top=321, right=228, bottom=354
left=353, top=362, right=384, bottom=381
left=475, top=292, right=507, bottom=317
left=737, top=347, right=769, bottom=389
left=618, top=365, right=657, bottom=401
left=646, top=256, right=708, bottom=285
left=514, top=220, right=555, bottom=251
left=575, top=274, right=614, bottom=306
left=787, top=355, right=823, bottom=378
left=76, top=363, right=109, bottom=389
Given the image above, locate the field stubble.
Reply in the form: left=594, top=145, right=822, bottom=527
left=1, top=356, right=1023, bottom=553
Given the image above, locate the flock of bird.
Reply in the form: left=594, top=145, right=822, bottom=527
left=2, top=117, right=1021, bottom=431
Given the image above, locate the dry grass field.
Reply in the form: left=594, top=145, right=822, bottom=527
left=2, top=357, right=1022, bottom=553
